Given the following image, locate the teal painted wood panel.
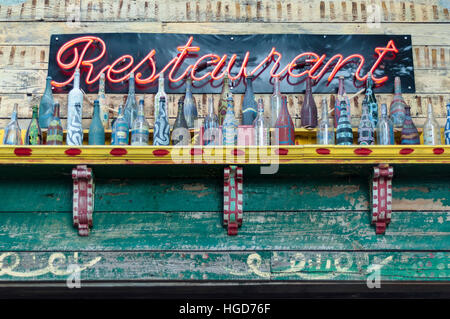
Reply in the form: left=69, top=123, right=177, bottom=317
left=0, top=251, right=447, bottom=281
left=0, top=211, right=448, bottom=251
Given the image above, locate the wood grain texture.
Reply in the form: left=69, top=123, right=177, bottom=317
left=0, top=211, right=448, bottom=251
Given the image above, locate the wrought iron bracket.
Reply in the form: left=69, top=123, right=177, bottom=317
left=223, top=165, right=243, bottom=235
left=371, top=164, right=393, bottom=234
left=72, top=165, right=94, bottom=236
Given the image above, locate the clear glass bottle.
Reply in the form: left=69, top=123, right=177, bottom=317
left=98, top=73, right=109, bottom=129
left=154, top=73, right=168, bottom=120
left=89, top=100, right=106, bottom=145
left=25, top=105, right=42, bottom=145
left=300, top=77, right=318, bottom=128
left=111, top=105, right=129, bottom=145
left=242, top=76, right=257, bottom=125
left=270, top=77, right=282, bottom=127
left=38, top=76, right=54, bottom=129
left=46, top=103, right=63, bottom=145
left=253, top=98, right=269, bottom=146
left=3, top=103, right=22, bottom=145
left=389, top=76, right=407, bottom=129
left=423, top=103, right=441, bottom=145
left=203, top=97, right=220, bottom=145
left=153, top=96, right=170, bottom=146
left=222, top=93, right=238, bottom=146
left=218, top=76, right=230, bottom=125
left=377, top=103, right=394, bottom=145
left=131, top=99, right=150, bottom=146
left=124, top=72, right=138, bottom=127
left=357, top=101, right=375, bottom=145
left=445, top=102, right=450, bottom=145
left=67, top=68, right=83, bottom=146
left=317, top=97, right=335, bottom=145
left=184, top=77, right=198, bottom=129
left=172, top=96, right=190, bottom=146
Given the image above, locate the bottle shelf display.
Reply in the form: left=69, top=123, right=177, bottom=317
left=1, top=73, right=449, bottom=165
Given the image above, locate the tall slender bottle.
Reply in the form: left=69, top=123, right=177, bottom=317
left=67, top=68, right=83, bottom=146
left=46, top=103, right=63, bottom=145
left=363, top=72, right=378, bottom=127
left=88, top=100, right=105, bottom=145
left=25, top=105, right=42, bottom=145
left=222, top=93, right=238, bottom=146
left=184, top=77, right=198, bottom=129
left=171, top=97, right=190, bottom=146
left=274, top=96, right=295, bottom=145
left=445, top=102, right=450, bottom=145
left=98, top=73, right=109, bottom=129
left=336, top=101, right=353, bottom=145
left=253, top=98, right=269, bottom=146
left=334, top=76, right=351, bottom=127
left=389, top=76, right=407, bottom=128
left=301, top=77, right=318, bottom=128
left=131, top=99, right=150, bottom=146
left=423, top=103, right=441, bottom=145
left=317, top=97, right=335, bottom=145
left=242, top=76, right=257, bottom=125
left=154, top=73, right=168, bottom=120
left=3, top=103, right=22, bottom=145
left=111, top=105, right=129, bottom=145
left=377, top=103, right=394, bottom=145
left=357, top=102, right=374, bottom=145
left=153, top=96, right=170, bottom=146
left=271, top=77, right=282, bottom=127
left=400, top=105, right=420, bottom=145
left=38, top=76, right=54, bottom=129
left=218, top=76, right=230, bottom=125
left=124, top=72, right=138, bottom=128
left=203, top=97, right=220, bottom=145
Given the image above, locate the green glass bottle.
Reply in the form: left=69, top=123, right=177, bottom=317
left=38, top=76, right=54, bottom=129
left=46, top=103, right=63, bottom=145
left=25, top=105, right=42, bottom=145
left=88, top=100, right=105, bottom=145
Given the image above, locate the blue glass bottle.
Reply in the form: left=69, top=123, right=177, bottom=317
left=38, top=76, right=54, bottom=129
left=88, top=100, right=105, bottom=145
left=153, top=96, right=170, bottom=146
left=222, top=93, right=238, bottom=146
left=111, top=105, right=129, bottom=145
left=242, top=76, right=257, bottom=125
left=445, top=102, right=450, bottom=145
left=3, top=103, right=22, bottom=145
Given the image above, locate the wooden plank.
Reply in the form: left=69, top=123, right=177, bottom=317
left=0, top=211, right=448, bottom=251
left=0, top=22, right=449, bottom=46
left=0, top=0, right=449, bottom=23
left=0, top=251, right=448, bottom=281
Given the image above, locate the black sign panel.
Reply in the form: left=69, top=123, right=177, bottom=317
left=48, top=33, right=414, bottom=94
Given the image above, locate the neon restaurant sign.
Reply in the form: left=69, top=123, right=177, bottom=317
left=48, top=33, right=415, bottom=94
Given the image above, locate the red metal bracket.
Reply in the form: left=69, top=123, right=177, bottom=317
left=72, top=165, right=94, bottom=236
left=224, top=165, right=243, bottom=235
left=371, top=164, right=393, bottom=234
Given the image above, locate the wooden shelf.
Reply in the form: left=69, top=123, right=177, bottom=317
left=1, top=145, right=449, bottom=165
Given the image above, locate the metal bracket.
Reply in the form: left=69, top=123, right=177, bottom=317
left=371, top=164, right=393, bottom=234
left=224, top=165, right=243, bottom=235
left=72, top=165, right=94, bottom=236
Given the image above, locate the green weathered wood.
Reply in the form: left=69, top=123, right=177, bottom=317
left=0, top=251, right=447, bottom=281
left=0, top=211, right=448, bottom=251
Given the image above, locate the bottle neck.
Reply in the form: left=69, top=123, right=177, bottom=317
left=12, top=105, right=18, bottom=120
left=222, top=78, right=230, bottom=94
left=208, top=100, right=214, bottom=115
left=273, top=78, right=280, bottom=95
left=99, top=75, right=105, bottom=94
left=138, top=101, right=145, bottom=115
left=381, top=104, right=388, bottom=118
left=338, top=77, right=345, bottom=95
left=321, top=99, right=328, bottom=119
left=128, top=76, right=135, bottom=95
left=394, top=77, right=402, bottom=94
left=32, top=106, right=38, bottom=118
left=158, top=76, right=165, bottom=92
left=427, top=104, right=433, bottom=118
left=93, top=103, right=100, bottom=117
left=404, top=107, right=411, bottom=116
left=45, top=77, right=53, bottom=94
left=53, top=104, right=60, bottom=118
left=73, top=72, right=80, bottom=89
left=246, top=77, right=253, bottom=92
left=306, top=77, right=312, bottom=93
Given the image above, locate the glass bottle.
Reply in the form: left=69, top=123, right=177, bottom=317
left=336, top=101, right=353, bottom=145
left=25, top=105, right=42, bottom=145
left=423, top=103, right=441, bottom=145
left=124, top=72, right=138, bottom=127
left=38, top=76, right=54, bottom=129
left=218, top=76, right=230, bottom=125
left=401, top=105, right=420, bottom=145
left=203, top=96, right=220, bottom=146
left=111, top=105, right=129, bottom=145
left=357, top=101, right=374, bottom=145
left=183, top=77, right=198, bottom=129
left=3, top=103, right=22, bottom=145
left=317, top=97, right=335, bottom=145
left=363, top=72, right=378, bottom=127
left=153, top=96, right=170, bottom=146
left=88, top=100, right=105, bottom=145
left=98, top=73, right=109, bottom=129
left=253, top=98, right=269, bottom=146
left=242, top=76, right=257, bottom=125
left=271, top=76, right=282, bottom=127
left=377, top=103, right=394, bottom=145
left=274, top=96, right=295, bottom=145
left=131, top=99, right=150, bottom=146
left=334, top=76, right=351, bottom=127
left=46, top=103, right=63, bottom=145
left=445, top=102, right=450, bottom=145
left=67, top=68, right=83, bottom=146
left=154, top=73, right=168, bottom=120
left=171, top=96, right=190, bottom=146
left=222, top=93, right=238, bottom=146
left=301, top=77, right=318, bottom=128
left=389, top=76, right=407, bottom=128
